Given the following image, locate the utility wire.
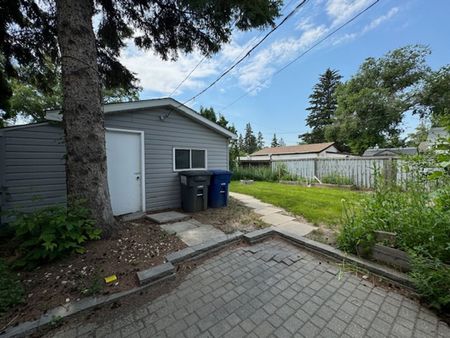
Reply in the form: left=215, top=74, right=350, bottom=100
left=169, top=0, right=300, bottom=97
left=182, top=0, right=309, bottom=105
left=219, top=0, right=381, bottom=112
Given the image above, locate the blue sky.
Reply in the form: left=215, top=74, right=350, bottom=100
left=121, top=0, right=450, bottom=146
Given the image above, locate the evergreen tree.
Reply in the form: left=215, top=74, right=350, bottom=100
left=278, top=137, right=286, bottom=147
left=300, top=68, right=342, bottom=144
left=199, top=106, right=217, bottom=123
left=271, top=134, right=279, bottom=147
left=244, top=123, right=258, bottom=154
left=217, top=114, right=229, bottom=129
left=256, top=131, right=265, bottom=150
left=238, top=134, right=245, bottom=153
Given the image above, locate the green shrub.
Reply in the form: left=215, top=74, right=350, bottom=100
left=232, top=164, right=302, bottom=182
left=0, top=260, right=24, bottom=314
left=338, top=155, right=450, bottom=311
left=11, top=202, right=101, bottom=268
left=321, top=173, right=353, bottom=185
left=409, top=252, right=450, bottom=311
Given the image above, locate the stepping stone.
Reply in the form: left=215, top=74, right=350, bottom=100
left=275, top=220, right=317, bottom=237
left=146, top=211, right=189, bottom=224
left=261, top=213, right=295, bottom=226
left=178, top=225, right=226, bottom=246
left=243, top=201, right=272, bottom=210
left=160, top=220, right=199, bottom=234
left=255, top=206, right=283, bottom=216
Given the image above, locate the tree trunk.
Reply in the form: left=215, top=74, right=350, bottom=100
left=56, top=0, right=116, bottom=237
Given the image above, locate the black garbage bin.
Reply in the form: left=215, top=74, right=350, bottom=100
left=208, top=170, right=232, bottom=208
left=179, top=170, right=212, bottom=212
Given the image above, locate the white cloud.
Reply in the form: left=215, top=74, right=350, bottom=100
left=119, top=44, right=220, bottom=95
left=362, top=7, right=399, bottom=33
left=332, top=7, right=400, bottom=45
left=326, top=0, right=374, bottom=26
left=118, top=1, right=400, bottom=98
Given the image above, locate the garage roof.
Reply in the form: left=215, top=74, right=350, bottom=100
left=45, top=98, right=237, bottom=139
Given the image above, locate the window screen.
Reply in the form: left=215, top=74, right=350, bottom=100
left=175, top=149, right=190, bottom=170
left=191, top=150, right=206, bottom=168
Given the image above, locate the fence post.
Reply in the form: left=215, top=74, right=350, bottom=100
left=314, top=158, right=318, bottom=180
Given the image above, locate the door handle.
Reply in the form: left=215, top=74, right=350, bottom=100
left=136, top=176, right=140, bottom=180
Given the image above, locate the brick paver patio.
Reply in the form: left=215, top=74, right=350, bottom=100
left=52, top=240, right=449, bottom=338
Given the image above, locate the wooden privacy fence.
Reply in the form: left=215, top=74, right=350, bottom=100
left=272, top=158, right=409, bottom=189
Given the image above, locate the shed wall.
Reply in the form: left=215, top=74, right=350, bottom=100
left=105, top=108, right=229, bottom=211
left=0, top=108, right=229, bottom=219
left=0, top=123, right=66, bottom=219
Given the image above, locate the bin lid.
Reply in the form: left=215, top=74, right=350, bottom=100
left=209, top=169, right=232, bottom=175
left=179, top=170, right=212, bottom=176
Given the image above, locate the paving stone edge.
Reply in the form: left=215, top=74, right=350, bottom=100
left=2, top=228, right=414, bottom=338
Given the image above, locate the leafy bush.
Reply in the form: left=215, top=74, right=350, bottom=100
left=11, top=202, right=101, bottom=268
left=0, top=260, right=24, bottom=314
left=338, top=152, right=450, bottom=311
left=321, top=173, right=353, bottom=185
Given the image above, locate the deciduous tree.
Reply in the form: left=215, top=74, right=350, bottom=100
left=326, top=45, right=430, bottom=154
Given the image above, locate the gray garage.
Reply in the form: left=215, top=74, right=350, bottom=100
left=0, top=98, right=235, bottom=223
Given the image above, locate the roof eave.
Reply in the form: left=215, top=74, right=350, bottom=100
left=45, top=98, right=237, bottom=140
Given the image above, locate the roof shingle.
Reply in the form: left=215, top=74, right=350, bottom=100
left=250, top=142, right=335, bottom=156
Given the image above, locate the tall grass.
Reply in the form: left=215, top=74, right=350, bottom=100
left=231, top=165, right=299, bottom=182
left=338, top=160, right=450, bottom=311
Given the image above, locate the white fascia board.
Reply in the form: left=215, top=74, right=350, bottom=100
left=45, top=98, right=237, bottom=140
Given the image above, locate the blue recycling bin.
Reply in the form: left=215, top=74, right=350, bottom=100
left=208, top=169, right=232, bottom=208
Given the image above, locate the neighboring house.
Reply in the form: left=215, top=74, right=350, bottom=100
left=362, top=147, right=418, bottom=158
left=418, top=127, right=449, bottom=152
left=239, top=142, right=351, bottom=166
left=0, top=98, right=236, bottom=221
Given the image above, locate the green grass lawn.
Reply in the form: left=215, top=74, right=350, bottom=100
left=230, top=181, right=362, bottom=227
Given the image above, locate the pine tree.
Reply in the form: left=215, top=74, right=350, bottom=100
left=271, top=134, right=279, bottom=147
left=278, top=137, right=286, bottom=147
left=256, top=131, right=265, bottom=150
left=300, top=68, right=342, bottom=144
left=199, top=106, right=217, bottom=123
left=244, top=123, right=258, bottom=154
left=238, top=134, right=245, bottom=154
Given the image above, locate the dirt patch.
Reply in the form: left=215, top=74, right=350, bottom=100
left=305, top=224, right=338, bottom=246
left=0, top=218, right=186, bottom=330
left=191, top=197, right=268, bottom=233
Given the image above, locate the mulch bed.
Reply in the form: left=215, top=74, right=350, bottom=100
left=0, top=218, right=186, bottom=330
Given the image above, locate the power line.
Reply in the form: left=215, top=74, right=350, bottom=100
left=169, top=55, right=207, bottom=97
left=182, top=0, right=309, bottom=105
left=219, top=0, right=381, bottom=112
left=169, top=0, right=301, bottom=97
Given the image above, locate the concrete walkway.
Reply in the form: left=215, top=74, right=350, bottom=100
left=230, top=192, right=317, bottom=237
left=147, top=212, right=226, bottom=247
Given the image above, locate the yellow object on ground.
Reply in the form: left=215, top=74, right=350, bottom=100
left=104, top=275, right=117, bottom=284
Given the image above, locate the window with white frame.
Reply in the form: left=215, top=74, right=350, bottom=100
left=173, top=148, right=207, bottom=171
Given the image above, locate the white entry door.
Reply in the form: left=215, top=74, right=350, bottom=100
left=106, top=129, right=144, bottom=215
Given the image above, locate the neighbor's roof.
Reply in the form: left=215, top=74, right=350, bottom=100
left=45, top=98, right=237, bottom=139
left=362, top=147, right=418, bottom=157
left=250, top=142, right=336, bottom=156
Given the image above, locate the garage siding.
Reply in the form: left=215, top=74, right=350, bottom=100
left=0, top=108, right=230, bottom=220
left=0, top=123, right=67, bottom=220
left=105, top=108, right=229, bottom=211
